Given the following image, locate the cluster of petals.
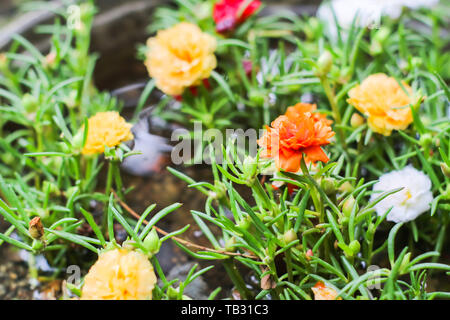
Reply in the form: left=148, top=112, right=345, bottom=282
left=312, top=281, right=342, bottom=300
left=81, top=249, right=157, bottom=300
left=347, top=73, right=414, bottom=136
left=145, top=22, right=217, bottom=96
left=257, top=103, right=335, bottom=172
left=82, top=111, right=134, bottom=155
left=371, top=166, right=433, bottom=223
left=213, top=0, right=261, bottom=33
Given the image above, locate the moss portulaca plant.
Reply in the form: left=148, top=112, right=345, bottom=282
left=0, top=0, right=448, bottom=300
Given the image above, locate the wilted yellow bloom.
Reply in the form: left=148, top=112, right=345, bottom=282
left=81, top=249, right=157, bottom=300
left=312, top=281, right=342, bottom=300
left=347, top=73, right=414, bottom=136
left=82, top=111, right=133, bottom=155
left=145, top=22, right=217, bottom=96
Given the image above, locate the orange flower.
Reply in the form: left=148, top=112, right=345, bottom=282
left=257, top=103, right=334, bottom=172
left=145, top=22, right=217, bottom=96
left=312, top=281, right=341, bottom=300
left=81, top=111, right=134, bottom=155
left=347, top=73, right=414, bottom=136
left=81, top=249, right=157, bottom=300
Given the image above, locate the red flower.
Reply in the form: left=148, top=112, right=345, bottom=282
left=213, top=0, right=262, bottom=33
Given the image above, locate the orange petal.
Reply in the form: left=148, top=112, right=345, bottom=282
left=303, top=145, right=329, bottom=163
left=312, top=281, right=341, bottom=300
left=285, top=103, right=317, bottom=120
left=276, top=150, right=302, bottom=172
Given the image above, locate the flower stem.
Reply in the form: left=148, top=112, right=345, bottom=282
left=28, top=253, right=38, bottom=287
left=321, top=76, right=347, bottom=148
left=223, top=259, right=253, bottom=299
left=113, top=161, right=124, bottom=199
left=103, top=160, right=115, bottom=231
left=250, top=178, right=272, bottom=212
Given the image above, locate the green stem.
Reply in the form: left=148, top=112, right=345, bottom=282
left=285, top=249, right=294, bottom=283
left=105, top=160, right=114, bottom=195
left=84, top=157, right=93, bottom=192
left=250, top=178, right=272, bottom=213
left=268, top=260, right=282, bottom=299
left=103, top=160, right=114, bottom=231
left=223, top=259, right=253, bottom=299
left=113, top=161, right=124, bottom=199
left=321, top=77, right=347, bottom=148
left=28, top=253, right=38, bottom=286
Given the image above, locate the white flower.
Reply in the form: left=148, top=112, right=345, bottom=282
left=370, top=166, right=434, bottom=223
left=317, top=0, right=439, bottom=40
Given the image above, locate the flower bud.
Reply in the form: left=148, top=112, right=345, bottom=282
left=305, top=249, right=313, bottom=261
left=167, top=286, right=179, bottom=299
left=440, top=162, right=450, bottom=178
left=374, top=27, right=390, bottom=43
left=316, top=50, right=333, bottom=76
left=399, top=252, right=411, bottom=274
left=237, top=215, right=252, bottom=230
left=248, top=88, right=266, bottom=106
left=338, top=181, right=353, bottom=193
left=143, top=228, right=161, bottom=255
left=242, top=155, right=258, bottom=181
left=320, top=177, right=336, bottom=195
left=2, top=153, right=15, bottom=166
left=419, top=133, right=432, bottom=149
left=43, top=52, right=57, bottom=69
left=350, top=113, right=365, bottom=128
left=225, top=237, right=237, bottom=252
left=348, top=240, right=360, bottom=256
left=304, top=17, right=321, bottom=40
left=29, top=216, right=44, bottom=240
left=342, top=196, right=358, bottom=217
left=282, top=229, right=297, bottom=245
left=370, top=27, right=390, bottom=56
left=22, top=94, right=39, bottom=113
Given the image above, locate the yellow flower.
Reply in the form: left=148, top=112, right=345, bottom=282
left=145, top=22, right=217, bottom=96
left=82, top=111, right=133, bottom=155
left=347, top=73, right=414, bottom=136
left=81, top=249, right=157, bottom=300
left=312, top=281, right=342, bottom=300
